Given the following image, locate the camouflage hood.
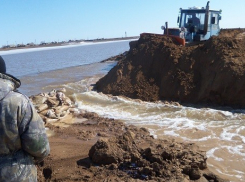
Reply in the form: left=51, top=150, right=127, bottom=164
left=0, top=73, right=21, bottom=100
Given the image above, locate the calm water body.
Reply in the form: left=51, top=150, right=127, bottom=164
left=1, top=40, right=245, bottom=181
left=1, top=41, right=130, bottom=78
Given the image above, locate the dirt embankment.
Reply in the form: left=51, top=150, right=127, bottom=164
left=96, top=29, right=245, bottom=107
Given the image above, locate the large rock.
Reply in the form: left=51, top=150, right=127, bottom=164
left=96, top=29, right=245, bottom=107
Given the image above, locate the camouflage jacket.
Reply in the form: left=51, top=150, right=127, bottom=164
left=0, top=73, right=50, bottom=182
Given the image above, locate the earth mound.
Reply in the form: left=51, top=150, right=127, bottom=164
left=96, top=29, right=245, bottom=107
left=89, top=127, right=227, bottom=181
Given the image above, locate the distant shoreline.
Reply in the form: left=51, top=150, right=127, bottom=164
left=0, top=36, right=139, bottom=52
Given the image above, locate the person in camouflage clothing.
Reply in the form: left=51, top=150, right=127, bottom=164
left=0, top=56, right=50, bottom=182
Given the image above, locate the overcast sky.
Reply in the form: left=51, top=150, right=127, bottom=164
left=0, top=0, right=244, bottom=46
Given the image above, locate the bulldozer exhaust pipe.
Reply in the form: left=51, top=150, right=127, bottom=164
left=165, top=22, right=168, bottom=35
left=204, top=1, right=210, bottom=35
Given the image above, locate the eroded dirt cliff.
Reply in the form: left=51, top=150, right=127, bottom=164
left=96, top=29, right=245, bottom=107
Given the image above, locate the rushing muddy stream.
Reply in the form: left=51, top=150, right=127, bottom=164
left=1, top=41, right=244, bottom=181
left=63, top=76, right=245, bottom=182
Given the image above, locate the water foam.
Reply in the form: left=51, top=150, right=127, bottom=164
left=206, top=147, right=224, bottom=161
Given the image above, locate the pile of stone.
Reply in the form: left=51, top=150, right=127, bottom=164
left=29, top=88, right=74, bottom=124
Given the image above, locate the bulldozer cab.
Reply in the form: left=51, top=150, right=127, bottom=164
left=177, top=2, right=222, bottom=42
